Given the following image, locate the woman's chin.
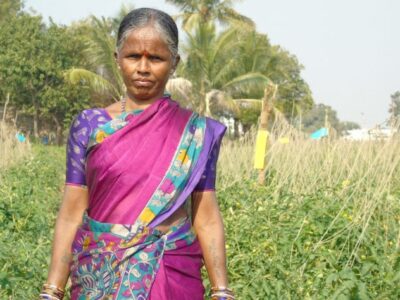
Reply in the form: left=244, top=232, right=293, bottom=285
left=133, top=95, right=155, bottom=102
left=129, top=91, right=164, bottom=102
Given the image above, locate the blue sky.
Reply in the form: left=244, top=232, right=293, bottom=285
left=25, top=0, right=400, bottom=128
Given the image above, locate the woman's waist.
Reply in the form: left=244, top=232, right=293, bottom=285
left=80, top=209, right=195, bottom=249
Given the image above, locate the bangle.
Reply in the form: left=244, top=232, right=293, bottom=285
left=40, top=283, right=65, bottom=300
left=211, top=294, right=235, bottom=300
left=39, top=293, right=62, bottom=300
left=210, top=286, right=235, bottom=300
left=211, top=286, right=233, bottom=292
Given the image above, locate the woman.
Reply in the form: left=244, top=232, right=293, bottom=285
left=40, top=8, right=234, bottom=300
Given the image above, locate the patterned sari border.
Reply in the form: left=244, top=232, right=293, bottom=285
left=134, top=112, right=206, bottom=228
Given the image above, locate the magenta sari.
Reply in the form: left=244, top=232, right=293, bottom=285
left=69, top=96, right=226, bottom=299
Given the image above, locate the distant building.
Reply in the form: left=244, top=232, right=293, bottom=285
left=343, top=127, right=395, bottom=141
left=219, top=116, right=243, bottom=137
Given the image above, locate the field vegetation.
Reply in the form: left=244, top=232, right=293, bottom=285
left=216, top=123, right=400, bottom=298
left=0, top=121, right=31, bottom=171
left=1, top=121, right=399, bottom=298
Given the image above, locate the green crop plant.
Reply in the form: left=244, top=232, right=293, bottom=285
left=1, top=118, right=399, bottom=298
left=0, top=121, right=31, bottom=173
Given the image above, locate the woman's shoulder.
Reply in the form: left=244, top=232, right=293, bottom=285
left=72, top=108, right=111, bottom=127
left=77, top=107, right=111, bottom=119
left=68, top=108, right=111, bottom=145
left=204, top=116, right=227, bottom=136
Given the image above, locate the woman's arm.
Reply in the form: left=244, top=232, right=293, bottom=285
left=192, top=190, right=228, bottom=288
left=45, top=185, right=88, bottom=289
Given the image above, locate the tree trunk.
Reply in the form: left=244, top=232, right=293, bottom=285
left=52, top=115, right=63, bottom=146
left=2, top=92, right=10, bottom=122
left=200, top=80, right=208, bottom=116
left=204, top=90, right=212, bottom=117
left=33, top=97, right=40, bottom=139
left=14, top=110, right=19, bottom=127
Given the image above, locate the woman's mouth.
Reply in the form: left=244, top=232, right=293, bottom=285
left=133, top=79, right=153, bottom=87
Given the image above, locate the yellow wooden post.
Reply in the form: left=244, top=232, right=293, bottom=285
left=254, top=84, right=277, bottom=185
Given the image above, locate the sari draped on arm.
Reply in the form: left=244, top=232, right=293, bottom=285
left=69, top=96, right=226, bottom=300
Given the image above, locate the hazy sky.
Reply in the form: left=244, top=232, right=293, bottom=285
left=25, top=0, right=400, bottom=128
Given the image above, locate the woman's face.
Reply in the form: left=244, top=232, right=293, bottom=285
left=116, top=26, right=177, bottom=103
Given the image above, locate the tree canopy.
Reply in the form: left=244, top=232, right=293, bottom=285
left=0, top=0, right=23, bottom=21
left=0, top=14, right=90, bottom=143
left=301, top=103, right=360, bottom=135
left=0, top=3, right=348, bottom=142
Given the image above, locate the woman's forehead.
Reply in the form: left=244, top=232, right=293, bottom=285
left=129, top=26, right=161, bottom=40
left=121, top=26, right=169, bottom=51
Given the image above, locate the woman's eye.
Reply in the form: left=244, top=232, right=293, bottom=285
left=128, top=54, right=141, bottom=59
left=150, top=56, right=162, bottom=61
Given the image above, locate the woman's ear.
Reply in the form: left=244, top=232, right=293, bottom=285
left=114, top=51, right=120, bottom=69
left=173, top=54, right=180, bottom=70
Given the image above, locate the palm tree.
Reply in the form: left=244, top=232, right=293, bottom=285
left=65, top=5, right=133, bottom=105
left=176, top=22, right=270, bottom=119
left=166, top=0, right=254, bottom=31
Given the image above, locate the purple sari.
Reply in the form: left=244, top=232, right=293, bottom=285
left=69, top=96, right=226, bottom=299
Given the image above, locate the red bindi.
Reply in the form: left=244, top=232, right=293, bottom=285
left=142, top=50, right=150, bottom=58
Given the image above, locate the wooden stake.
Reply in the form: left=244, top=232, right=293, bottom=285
left=2, top=92, right=10, bottom=122
left=255, top=83, right=277, bottom=185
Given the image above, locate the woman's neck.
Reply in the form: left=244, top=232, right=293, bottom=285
left=124, top=93, right=166, bottom=111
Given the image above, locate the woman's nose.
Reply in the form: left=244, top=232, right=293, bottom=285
left=137, top=57, right=150, bottom=73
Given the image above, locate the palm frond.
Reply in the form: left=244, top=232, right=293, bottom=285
left=65, top=68, right=121, bottom=101
left=217, top=7, right=255, bottom=29
left=182, top=14, right=203, bottom=32
left=235, top=98, right=263, bottom=112
left=209, top=26, right=237, bottom=66
left=212, top=58, right=237, bottom=87
left=222, top=72, right=271, bottom=92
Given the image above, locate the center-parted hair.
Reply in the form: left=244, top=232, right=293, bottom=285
left=117, top=8, right=179, bottom=61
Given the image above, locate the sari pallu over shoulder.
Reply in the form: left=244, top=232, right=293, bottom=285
left=69, top=96, right=226, bottom=299
left=84, top=96, right=196, bottom=224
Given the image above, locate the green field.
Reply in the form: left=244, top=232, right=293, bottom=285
left=1, top=139, right=400, bottom=299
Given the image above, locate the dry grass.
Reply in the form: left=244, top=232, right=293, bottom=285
left=0, top=121, right=31, bottom=172
left=218, top=120, right=400, bottom=266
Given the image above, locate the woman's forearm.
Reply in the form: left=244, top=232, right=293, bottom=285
left=46, top=215, right=81, bottom=288
left=196, top=211, right=228, bottom=287
left=45, top=186, right=88, bottom=289
left=192, top=191, right=229, bottom=288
